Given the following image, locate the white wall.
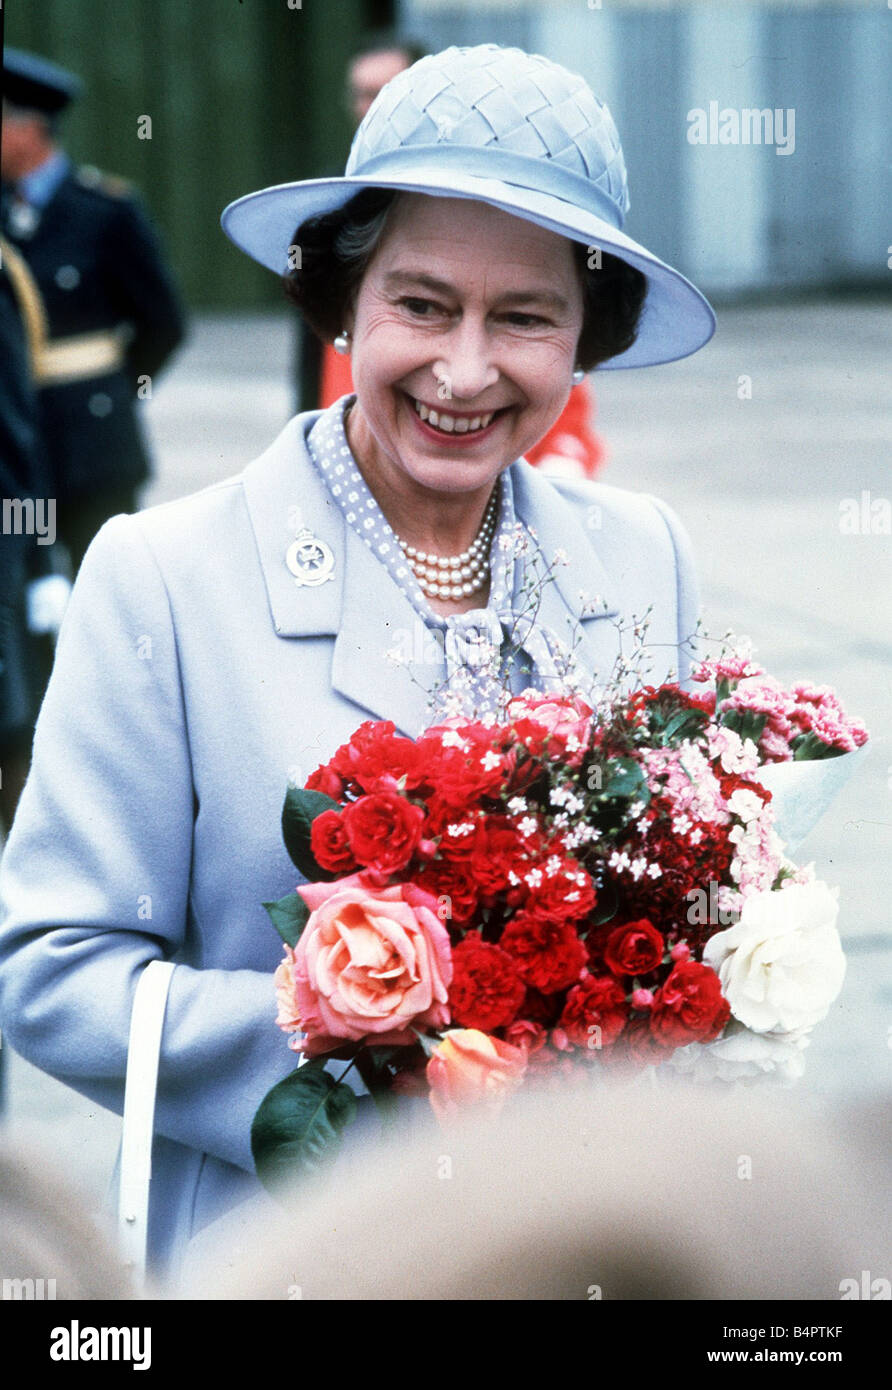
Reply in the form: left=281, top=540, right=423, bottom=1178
left=400, top=0, right=891, bottom=295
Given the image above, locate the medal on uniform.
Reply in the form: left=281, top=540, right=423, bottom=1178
left=285, top=527, right=335, bottom=587
left=7, top=198, right=40, bottom=239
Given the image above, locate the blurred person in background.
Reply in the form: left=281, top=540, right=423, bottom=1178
left=0, top=233, right=69, bottom=840
left=0, top=48, right=187, bottom=577
left=295, top=32, right=605, bottom=481
left=0, top=233, right=68, bottom=1113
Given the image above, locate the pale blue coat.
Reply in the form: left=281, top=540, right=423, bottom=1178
left=0, top=408, right=699, bottom=1279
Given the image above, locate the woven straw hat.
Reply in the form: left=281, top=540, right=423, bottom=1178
left=221, top=44, right=714, bottom=369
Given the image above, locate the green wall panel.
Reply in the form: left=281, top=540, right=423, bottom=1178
left=5, top=0, right=388, bottom=307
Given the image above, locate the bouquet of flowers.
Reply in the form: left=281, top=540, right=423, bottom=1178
left=251, top=649, right=868, bottom=1188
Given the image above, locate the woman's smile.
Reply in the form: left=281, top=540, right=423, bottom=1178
left=404, top=391, right=507, bottom=446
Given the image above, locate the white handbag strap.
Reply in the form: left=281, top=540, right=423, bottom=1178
left=118, top=959, right=175, bottom=1283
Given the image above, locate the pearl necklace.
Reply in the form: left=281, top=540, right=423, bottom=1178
left=396, top=492, right=498, bottom=600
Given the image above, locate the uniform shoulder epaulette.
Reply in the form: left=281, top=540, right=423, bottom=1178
left=75, top=165, right=134, bottom=199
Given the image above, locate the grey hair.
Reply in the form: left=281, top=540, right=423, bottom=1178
left=332, top=193, right=399, bottom=277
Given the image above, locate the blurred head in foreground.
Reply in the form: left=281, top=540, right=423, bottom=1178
left=182, top=1079, right=889, bottom=1300
left=0, top=1140, right=136, bottom=1300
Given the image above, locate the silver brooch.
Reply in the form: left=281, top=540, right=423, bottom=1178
left=8, top=200, right=40, bottom=239
left=285, top=528, right=335, bottom=587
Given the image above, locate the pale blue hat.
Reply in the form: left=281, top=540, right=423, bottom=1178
left=222, top=44, right=715, bottom=369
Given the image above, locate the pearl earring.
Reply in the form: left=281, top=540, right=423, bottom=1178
left=572, top=367, right=585, bottom=385
left=333, top=331, right=351, bottom=355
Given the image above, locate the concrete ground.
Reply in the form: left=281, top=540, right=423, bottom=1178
left=2, top=299, right=890, bottom=1214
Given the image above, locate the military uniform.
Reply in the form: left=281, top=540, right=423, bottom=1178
left=1, top=49, right=186, bottom=572
left=0, top=238, right=45, bottom=762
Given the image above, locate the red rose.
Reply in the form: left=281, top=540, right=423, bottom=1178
left=610, top=1015, right=666, bottom=1070
left=503, top=716, right=550, bottom=762
left=603, top=919, right=665, bottom=977
left=448, top=931, right=526, bottom=1032
left=342, top=791, right=425, bottom=875
left=521, top=858, right=597, bottom=924
left=649, top=961, right=730, bottom=1048
left=305, top=764, right=346, bottom=800
left=469, top=815, right=529, bottom=899
left=332, top=720, right=426, bottom=794
left=557, top=974, right=629, bottom=1050
left=503, top=1019, right=548, bottom=1054
left=309, top=809, right=358, bottom=874
left=423, top=797, right=481, bottom=860
left=418, top=727, right=508, bottom=808
left=414, top=858, right=479, bottom=926
left=500, top=914, right=588, bottom=994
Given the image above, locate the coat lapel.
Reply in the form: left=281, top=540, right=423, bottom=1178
left=241, top=411, right=444, bottom=735
left=331, top=524, right=445, bottom=735
left=509, top=459, right=623, bottom=689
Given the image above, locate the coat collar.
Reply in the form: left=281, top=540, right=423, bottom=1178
left=240, top=411, right=621, bottom=733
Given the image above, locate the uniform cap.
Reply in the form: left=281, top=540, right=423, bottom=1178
left=3, top=47, right=83, bottom=116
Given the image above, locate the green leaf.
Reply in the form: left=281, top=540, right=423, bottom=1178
left=720, top=710, right=767, bottom=745
left=355, top=1045, right=420, bottom=1123
left=262, top=892, right=310, bottom=947
left=791, top=732, right=843, bottom=762
left=603, top=758, right=648, bottom=800
left=251, top=1060, right=358, bottom=1196
left=281, top=786, right=340, bottom=880
left=661, top=708, right=707, bottom=744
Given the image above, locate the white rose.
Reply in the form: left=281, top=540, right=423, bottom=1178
left=665, top=1025, right=809, bottom=1085
left=702, top=880, right=845, bottom=1035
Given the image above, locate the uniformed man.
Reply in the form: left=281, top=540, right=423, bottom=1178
left=0, top=236, right=43, bottom=838
left=1, top=232, right=74, bottom=1114
left=1, top=233, right=72, bottom=830
left=1, top=48, right=186, bottom=574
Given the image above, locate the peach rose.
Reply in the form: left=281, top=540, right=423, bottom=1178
left=426, top=1028, right=527, bottom=1125
left=274, top=944, right=303, bottom=1035
left=290, top=875, right=452, bottom=1055
left=507, top=690, right=593, bottom=764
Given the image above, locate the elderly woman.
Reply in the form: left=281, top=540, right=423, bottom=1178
left=0, top=45, right=714, bottom=1282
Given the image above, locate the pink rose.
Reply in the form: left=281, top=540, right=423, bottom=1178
left=426, top=1028, right=527, bottom=1125
left=506, top=691, right=592, bottom=765
left=291, top=874, right=452, bottom=1055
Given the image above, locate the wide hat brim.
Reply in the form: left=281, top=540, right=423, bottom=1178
left=221, top=166, right=715, bottom=370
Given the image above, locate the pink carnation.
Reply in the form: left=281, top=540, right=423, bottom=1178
left=720, top=675, right=796, bottom=761
left=789, top=683, right=869, bottom=753
left=692, top=654, right=764, bottom=685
